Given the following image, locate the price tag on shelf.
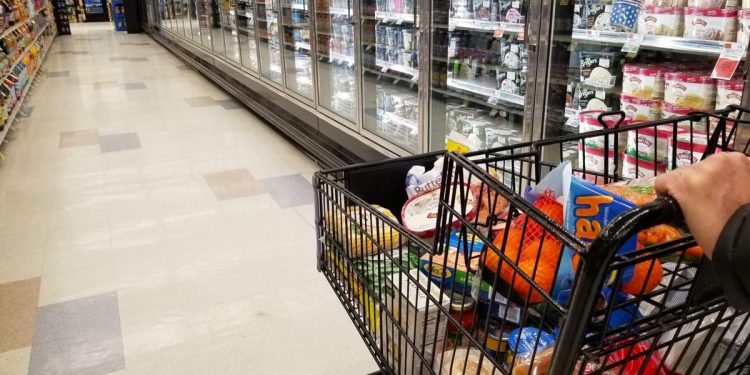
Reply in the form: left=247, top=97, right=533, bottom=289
left=712, top=42, right=746, bottom=80
left=517, top=29, right=524, bottom=41
left=411, top=72, right=419, bottom=82
left=585, top=29, right=600, bottom=38
left=448, top=22, right=456, bottom=32
left=621, top=33, right=643, bottom=57
left=487, top=90, right=501, bottom=105
left=494, top=22, right=506, bottom=38
left=381, top=64, right=389, bottom=73
left=396, top=17, right=403, bottom=25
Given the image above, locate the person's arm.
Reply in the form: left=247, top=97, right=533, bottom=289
left=712, top=204, right=750, bottom=311
left=655, top=152, right=750, bottom=311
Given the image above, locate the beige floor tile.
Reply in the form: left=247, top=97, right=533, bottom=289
left=38, top=266, right=117, bottom=306
left=0, top=278, right=40, bottom=352
left=43, top=241, right=113, bottom=276
left=0, top=253, right=44, bottom=284
left=0, top=347, right=31, bottom=375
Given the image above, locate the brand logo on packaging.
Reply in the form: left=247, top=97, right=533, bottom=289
left=644, top=15, right=657, bottom=23
left=424, top=263, right=453, bottom=279
left=728, top=92, right=742, bottom=100
left=692, top=19, right=707, bottom=27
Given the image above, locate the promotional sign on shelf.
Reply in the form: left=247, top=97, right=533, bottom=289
left=712, top=43, right=746, bottom=81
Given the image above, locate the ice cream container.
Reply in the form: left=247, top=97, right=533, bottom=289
left=577, top=85, right=617, bottom=111
left=496, top=70, right=525, bottom=95
left=579, top=110, right=624, bottom=149
left=622, top=153, right=667, bottom=179
left=688, top=0, right=737, bottom=7
left=638, top=6, right=683, bottom=36
left=738, top=10, right=750, bottom=45
left=684, top=7, right=737, bottom=42
left=661, top=102, right=706, bottom=132
left=402, top=184, right=477, bottom=239
left=579, top=51, right=620, bottom=89
left=621, top=94, right=662, bottom=122
left=584, top=2, right=614, bottom=30
left=611, top=0, right=644, bottom=32
left=501, top=40, right=525, bottom=70
left=664, top=71, right=716, bottom=110
left=667, top=132, right=708, bottom=169
left=744, top=0, right=750, bottom=8
left=716, top=79, right=744, bottom=110
left=622, top=63, right=665, bottom=99
left=626, top=124, right=681, bottom=162
left=579, top=143, right=618, bottom=174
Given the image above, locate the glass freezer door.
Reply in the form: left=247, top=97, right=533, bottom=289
left=361, top=0, right=420, bottom=153
left=314, top=0, right=356, bottom=123
left=219, top=0, right=242, bottom=63
left=237, top=0, right=259, bottom=71
left=281, top=0, right=314, bottom=100
left=257, top=0, right=284, bottom=84
left=428, top=0, right=529, bottom=152
left=539, top=0, right=746, bottom=167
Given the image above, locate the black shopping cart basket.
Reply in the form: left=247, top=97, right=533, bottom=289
left=314, top=106, right=750, bottom=375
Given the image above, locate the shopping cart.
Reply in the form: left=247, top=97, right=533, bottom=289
left=314, top=106, right=750, bottom=374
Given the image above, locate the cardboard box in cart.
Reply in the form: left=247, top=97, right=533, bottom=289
left=383, top=269, right=450, bottom=375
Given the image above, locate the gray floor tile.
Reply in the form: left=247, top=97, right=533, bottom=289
left=33, top=292, right=121, bottom=344
left=129, top=57, right=148, bottom=62
left=59, top=129, right=99, bottom=148
left=177, top=65, right=192, bottom=71
left=134, top=42, right=151, bottom=46
left=260, top=174, right=313, bottom=208
left=47, top=71, right=70, bottom=78
left=29, top=334, right=125, bottom=375
left=99, top=133, right=141, bottom=153
left=216, top=98, right=243, bottom=110
left=123, top=82, right=146, bottom=90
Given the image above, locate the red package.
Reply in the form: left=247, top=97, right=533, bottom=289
left=606, top=342, right=668, bottom=375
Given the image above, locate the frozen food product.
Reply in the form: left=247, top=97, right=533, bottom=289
left=501, top=40, right=526, bottom=70
left=577, top=85, right=617, bottom=111
left=622, top=153, right=667, bottom=179
left=621, top=94, right=662, bottom=122
left=684, top=7, right=737, bottom=42
left=622, top=64, right=665, bottom=99
left=655, top=0, right=687, bottom=5
left=611, top=0, right=643, bottom=32
left=402, top=184, right=477, bottom=239
left=667, top=132, right=708, bottom=169
left=664, top=71, right=716, bottom=110
left=579, top=143, right=618, bottom=174
left=496, top=70, right=525, bottom=95
left=638, top=6, right=684, bottom=36
left=661, top=102, right=699, bottom=131
left=499, top=0, right=525, bottom=23
left=405, top=157, right=443, bottom=198
left=688, top=0, right=736, bottom=6
left=579, top=51, right=620, bottom=89
left=579, top=110, right=622, bottom=149
left=329, top=205, right=405, bottom=258
left=584, top=2, right=614, bottom=30
left=626, top=124, right=680, bottom=162
left=738, top=9, right=750, bottom=45
left=433, top=348, right=499, bottom=375
left=716, top=78, right=744, bottom=110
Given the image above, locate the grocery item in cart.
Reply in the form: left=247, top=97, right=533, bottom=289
left=611, top=0, right=644, bottom=32
left=738, top=9, right=750, bottom=45
left=684, top=7, right=737, bottom=42
left=578, top=143, right=618, bottom=174
left=664, top=71, right=716, bottom=110
left=402, top=184, right=477, bottom=239
left=625, top=124, right=678, bottom=162
left=638, top=5, right=683, bottom=36
left=384, top=269, right=450, bottom=375
left=622, top=63, right=665, bottom=100
left=667, top=131, right=709, bottom=169
left=622, top=152, right=667, bottom=178
left=578, top=110, right=623, bottom=149
left=606, top=341, right=669, bottom=375
left=405, top=156, right=443, bottom=198
left=329, top=204, right=405, bottom=258
left=716, top=78, right=744, bottom=110
left=419, top=248, right=482, bottom=295
left=433, top=348, right=499, bottom=375
left=584, top=1, right=614, bottom=30
left=579, top=51, right=620, bottom=89
left=620, top=94, right=661, bottom=122
left=506, top=327, right=555, bottom=369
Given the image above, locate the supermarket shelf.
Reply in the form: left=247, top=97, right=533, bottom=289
left=0, top=31, right=53, bottom=146
left=294, top=41, right=310, bottom=51
left=375, top=60, right=418, bottom=79
left=449, top=19, right=523, bottom=34
left=447, top=77, right=524, bottom=106
left=318, top=7, right=351, bottom=16
left=283, top=2, right=308, bottom=10
left=374, top=11, right=414, bottom=23
left=0, top=12, right=41, bottom=41
left=1, top=23, right=50, bottom=86
left=434, top=86, right=524, bottom=116
left=571, top=29, right=736, bottom=56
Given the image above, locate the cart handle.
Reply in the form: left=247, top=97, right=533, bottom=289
left=549, top=196, right=683, bottom=374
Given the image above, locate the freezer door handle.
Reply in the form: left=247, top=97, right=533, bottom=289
left=527, top=43, right=537, bottom=53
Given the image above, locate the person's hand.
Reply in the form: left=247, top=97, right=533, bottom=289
left=655, top=152, right=750, bottom=259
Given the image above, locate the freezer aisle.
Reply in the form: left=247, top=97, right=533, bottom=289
left=0, top=22, right=374, bottom=374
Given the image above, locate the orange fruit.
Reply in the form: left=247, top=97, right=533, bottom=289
left=511, top=259, right=555, bottom=304
left=684, top=245, right=704, bottom=260
left=637, top=225, right=682, bottom=246
left=621, top=258, right=663, bottom=295
left=520, top=236, right=564, bottom=264
left=510, top=192, right=563, bottom=244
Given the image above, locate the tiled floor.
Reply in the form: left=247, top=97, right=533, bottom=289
left=0, top=23, right=375, bottom=374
